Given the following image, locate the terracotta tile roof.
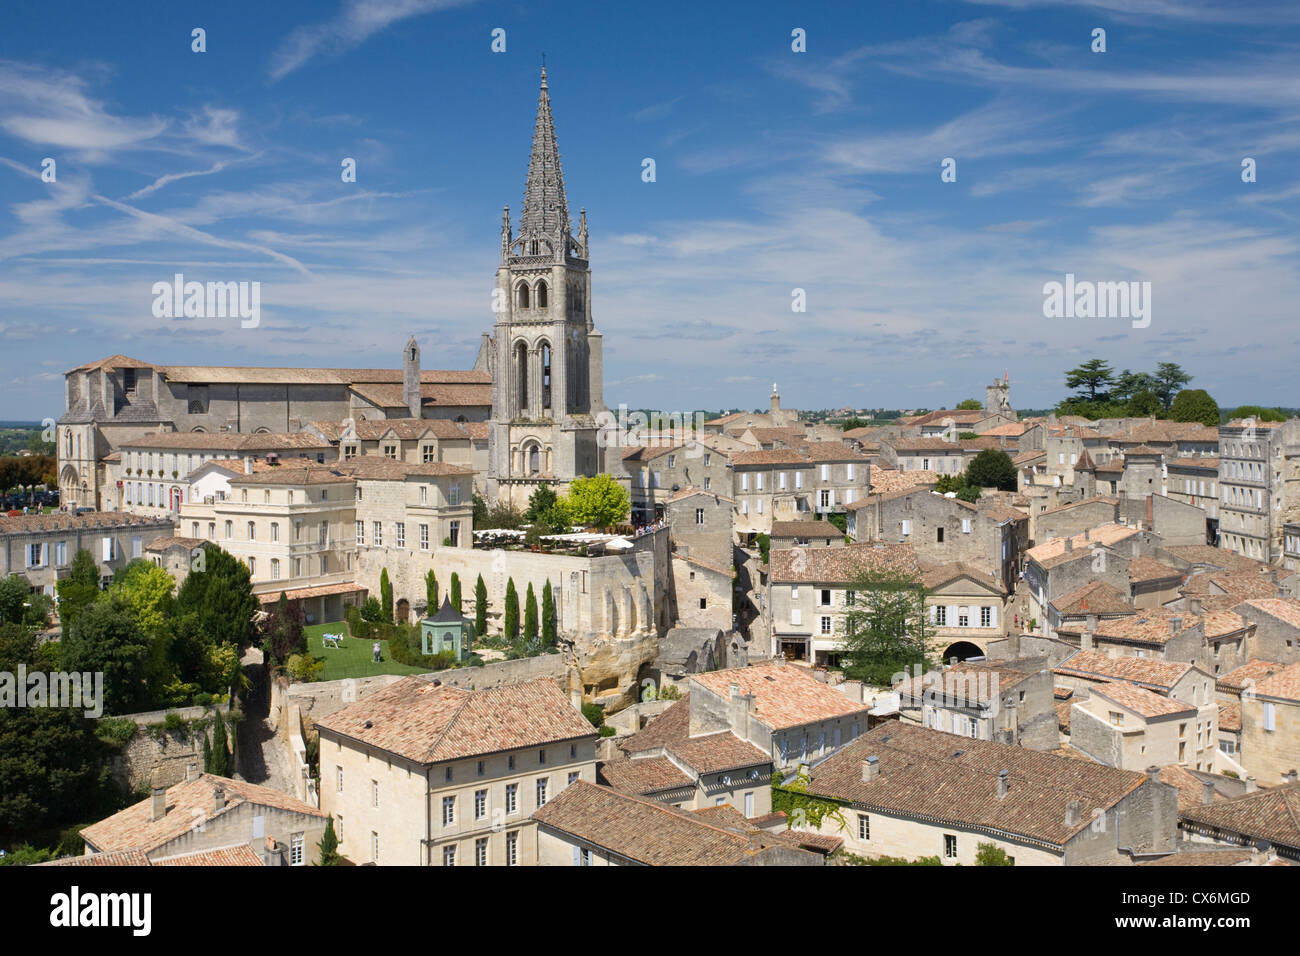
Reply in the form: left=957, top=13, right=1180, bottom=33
left=1050, top=580, right=1134, bottom=617
left=1166, top=457, right=1219, bottom=470
left=256, top=582, right=366, bottom=603
left=1140, top=849, right=1255, bottom=866
left=1129, top=556, right=1184, bottom=586
left=909, top=409, right=985, bottom=427
left=731, top=449, right=811, bottom=467
left=1026, top=524, right=1139, bottom=570
left=668, top=487, right=734, bottom=505
left=691, top=663, right=872, bottom=731
left=1218, top=701, right=1241, bottom=733
left=1237, top=598, right=1300, bottom=629
left=1183, top=571, right=1279, bottom=602
left=621, top=444, right=680, bottom=463
left=348, top=418, right=472, bottom=441
left=1251, top=662, right=1300, bottom=702
left=1201, top=610, right=1251, bottom=640
left=1040, top=495, right=1120, bottom=515
left=150, top=843, right=264, bottom=866
left=1088, top=680, right=1195, bottom=719
left=868, top=469, right=937, bottom=495
left=144, top=535, right=205, bottom=553
left=919, top=561, right=1006, bottom=594
left=38, top=849, right=152, bottom=866
left=532, top=781, right=817, bottom=865
left=898, top=661, right=1036, bottom=706
left=799, top=441, right=871, bottom=462
left=804, top=722, right=1148, bottom=848
left=120, top=431, right=249, bottom=451
left=1216, top=660, right=1283, bottom=695
left=769, top=541, right=919, bottom=584
left=349, top=382, right=492, bottom=408
left=68, top=353, right=154, bottom=373
left=980, top=422, right=1029, bottom=437
left=80, top=774, right=324, bottom=854
left=1054, top=650, right=1192, bottom=693
left=0, top=512, right=175, bottom=535
left=1156, top=766, right=1228, bottom=812
left=314, top=676, right=597, bottom=763
left=1163, top=546, right=1276, bottom=575
left=1093, top=609, right=1200, bottom=646
left=747, top=427, right=807, bottom=444
left=771, top=520, right=845, bottom=539
left=597, top=754, right=694, bottom=796
left=887, top=437, right=964, bottom=452
left=1180, top=783, right=1300, bottom=849
left=341, top=458, right=475, bottom=480
left=151, top=365, right=489, bottom=386
left=229, top=466, right=355, bottom=487
left=1054, top=699, right=1072, bottom=733
left=620, top=695, right=772, bottom=775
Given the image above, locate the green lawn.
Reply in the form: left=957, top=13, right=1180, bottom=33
left=303, top=622, right=432, bottom=682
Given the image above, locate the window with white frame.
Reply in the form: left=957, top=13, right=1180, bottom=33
left=396, top=522, right=405, bottom=548
left=420, top=524, right=429, bottom=550
left=287, top=831, right=304, bottom=865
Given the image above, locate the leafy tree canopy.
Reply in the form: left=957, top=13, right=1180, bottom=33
left=1169, top=388, right=1220, bottom=427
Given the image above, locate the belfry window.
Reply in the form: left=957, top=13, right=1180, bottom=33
left=518, top=283, right=530, bottom=309
left=536, top=281, right=548, bottom=309
left=541, top=343, right=552, bottom=410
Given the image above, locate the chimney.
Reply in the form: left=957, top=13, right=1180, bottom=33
left=1064, top=538, right=1074, bottom=552
left=1146, top=494, right=1154, bottom=527
left=150, top=784, right=167, bottom=822
left=1083, top=528, right=1090, bottom=541
left=212, top=785, right=226, bottom=814
left=1169, top=617, right=1182, bottom=637
left=861, top=755, right=880, bottom=782
left=1246, top=776, right=1258, bottom=793
left=729, top=682, right=741, bottom=700
left=1284, top=769, right=1299, bottom=785
left=1189, top=597, right=1203, bottom=616
left=1145, top=765, right=1160, bottom=783
left=1081, top=629, right=1093, bottom=651
left=1201, top=780, right=1216, bottom=806
left=1064, top=798, right=1082, bottom=827
left=186, top=762, right=199, bottom=784
left=244, top=457, right=252, bottom=475
left=997, top=769, right=1009, bottom=799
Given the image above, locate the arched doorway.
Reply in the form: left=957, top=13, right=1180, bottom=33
left=396, top=598, right=410, bottom=624
left=941, top=641, right=985, bottom=663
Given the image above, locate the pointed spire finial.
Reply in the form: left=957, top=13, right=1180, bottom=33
left=520, top=62, right=568, bottom=239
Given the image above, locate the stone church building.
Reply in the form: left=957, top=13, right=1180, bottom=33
left=58, top=68, right=613, bottom=512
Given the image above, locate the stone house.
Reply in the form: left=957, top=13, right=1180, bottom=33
left=1232, top=598, right=1300, bottom=664
left=1024, top=525, right=1150, bottom=635
left=1179, top=781, right=1300, bottom=861
left=897, top=658, right=1057, bottom=750
left=730, top=449, right=814, bottom=541
left=922, top=562, right=1012, bottom=660
left=1237, top=662, right=1300, bottom=787
left=878, top=437, right=964, bottom=475
left=78, top=770, right=327, bottom=865
left=794, top=722, right=1178, bottom=865
left=0, top=511, right=178, bottom=598
left=1068, top=681, right=1216, bottom=773
left=315, top=676, right=598, bottom=866
left=623, top=443, right=731, bottom=525
left=666, top=489, right=734, bottom=632
left=1035, top=496, right=1120, bottom=544
left=767, top=542, right=920, bottom=664
left=1165, top=455, right=1220, bottom=530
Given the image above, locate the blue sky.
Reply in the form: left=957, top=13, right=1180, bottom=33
left=1, top=0, right=1298, bottom=418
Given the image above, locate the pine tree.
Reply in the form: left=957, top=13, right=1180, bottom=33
left=542, top=581, right=556, bottom=645
left=209, top=709, right=230, bottom=777
left=450, top=573, right=462, bottom=614
left=525, top=583, right=538, bottom=642
left=317, top=816, right=342, bottom=866
left=379, top=568, right=393, bottom=623
left=504, top=578, right=519, bottom=641
left=474, top=574, right=487, bottom=637
left=425, top=569, right=438, bottom=612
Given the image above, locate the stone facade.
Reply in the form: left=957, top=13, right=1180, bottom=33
left=0, top=512, right=178, bottom=597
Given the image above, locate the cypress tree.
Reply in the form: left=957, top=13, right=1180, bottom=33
left=450, top=573, right=462, bottom=614
left=542, top=580, right=556, bottom=645
left=201, top=728, right=213, bottom=772
left=317, top=817, right=342, bottom=866
left=474, top=574, right=487, bottom=637
left=425, top=569, right=438, bottom=612
left=209, top=710, right=230, bottom=777
left=379, top=568, right=393, bottom=623
left=524, top=583, right=538, bottom=642
left=504, top=578, right=519, bottom=641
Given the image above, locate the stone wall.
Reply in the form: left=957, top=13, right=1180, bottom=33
left=104, top=701, right=233, bottom=792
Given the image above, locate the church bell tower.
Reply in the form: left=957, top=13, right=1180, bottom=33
left=487, top=68, right=610, bottom=505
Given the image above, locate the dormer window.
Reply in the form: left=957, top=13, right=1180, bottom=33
left=123, top=368, right=137, bottom=395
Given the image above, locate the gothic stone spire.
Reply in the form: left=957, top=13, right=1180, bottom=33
left=521, top=66, right=569, bottom=240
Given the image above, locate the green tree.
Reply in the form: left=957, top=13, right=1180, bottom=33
left=1111, top=369, right=1156, bottom=404
left=450, top=573, right=462, bottom=614
left=1064, top=359, right=1115, bottom=402
left=61, top=596, right=151, bottom=714
left=840, top=569, right=933, bottom=686
left=379, top=568, right=393, bottom=623
left=1153, top=362, right=1193, bottom=412
left=954, top=398, right=983, bottom=410
left=208, top=709, right=231, bottom=776
left=108, top=560, right=175, bottom=637
left=526, top=483, right=559, bottom=522
left=840, top=417, right=869, bottom=431
left=261, top=592, right=306, bottom=666
left=486, top=501, right=525, bottom=530
left=965, top=449, right=1017, bottom=491
left=0, top=622, right=108, bottom=845
left=504, top=578, right=519, bottom=641
left=474, top=574, right=488, bottom=637
left=1230, top=405, right=1286, bottom=423
left=1169, top=389, right=1220, bottom=427
left=0, top=575, right=51, bottom=628
left=425, top=569, right=438, bottom=611
left=541, top=581, right=556, bottom=645
left=1127, top=389, right=1162, bottom=417
left=976, top=842, right=1013, bottom=866
left=934, top=473, right=968, bottom=495
left=563, top=474, right=630, bottom=529
left=524, top=583, right=538, bottom=642
left=317, top=816, right=342, bottom=865
left=175, top=544, right=257, bottom=647
left=472, top=493, right=489, bottom=529
left=55, top=548, right=101, bottom=629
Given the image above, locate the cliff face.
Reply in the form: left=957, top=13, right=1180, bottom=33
left=574, top=633, right=659, bottom=713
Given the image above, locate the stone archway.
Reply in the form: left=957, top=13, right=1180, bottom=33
left=396, top=598, right=410, bottom=624
left=941, top=640, right=986, bottom=663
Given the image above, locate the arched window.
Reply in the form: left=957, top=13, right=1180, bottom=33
left=530, top=240, right=539, bottom=255
left=247, top=521, right=256, bottom=540
left=536, top=281, right=548, bottom=309
left=541, top=342, right=552, bottom=411
left=518, top=283, right=530, bottom=309
left=528, top=444, right=541, bottom=476
left=514, top=341, right=529, bottom=414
